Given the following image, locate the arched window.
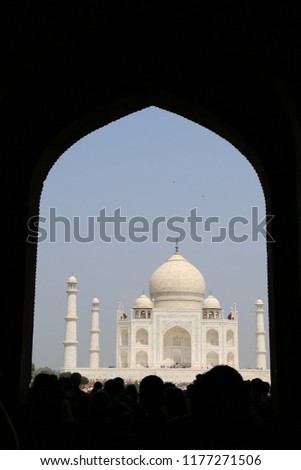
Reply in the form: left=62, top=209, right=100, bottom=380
left=207, top=351, right=219, bottom=367
left=206, top=329, right=219, bottom=346
left=226, top=329, right=234, bottom=347
left=136, top=328, right=148, bottom=345
left=121, top=329, right=128, bottom=346
left=136, top=350, right=148, bottom=367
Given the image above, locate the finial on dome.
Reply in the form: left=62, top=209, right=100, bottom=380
left=175, top=238, right=179, bottom=253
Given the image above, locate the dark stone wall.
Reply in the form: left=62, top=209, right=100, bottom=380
left=1, top=1, right=301, bottom=444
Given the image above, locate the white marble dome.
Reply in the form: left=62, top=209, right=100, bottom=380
left=133, top=293, right=153, bottom=309
left=149, top=252, right=205, bottom=309
left=68, top=275, right=77, bottom=283
left=203, top=294, right=221, bottom=309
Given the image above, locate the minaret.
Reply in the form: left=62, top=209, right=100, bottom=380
left=89, top=296, right=100, bottom=369
left=229, top=302, right=238, bottom=320
left=63, top=275, right=78, bottom=370
left=255, top=298, right=267, bottom=369
left=117, top=301, right=126, bottom=320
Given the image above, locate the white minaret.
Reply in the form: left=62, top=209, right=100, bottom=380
left=89, top=296, right=100, bottom=369
left=255, top=298, right=267, bottom=369
left=63, top=275, right=78, bottom=369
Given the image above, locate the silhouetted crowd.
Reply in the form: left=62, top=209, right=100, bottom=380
left=1, top=365, right=279, bottom=449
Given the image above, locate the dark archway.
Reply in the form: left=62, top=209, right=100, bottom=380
left=1, top=3, right=301, bottom=446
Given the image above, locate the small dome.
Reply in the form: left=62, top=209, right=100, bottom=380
left=68, top=275, right=77, bottom=283
left=133, top=293, right=153, bottom=309
left=203, top=294, right=221, bottom=309
left=149, top=252, right=205, bottom=309
left=92, top=296, right=100, bottom=304
left=256, top=298, right=263, bottom=305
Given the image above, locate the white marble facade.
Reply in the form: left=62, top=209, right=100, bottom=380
left=62, top=246, right=269, bottom=382
left=116, top=248, right=239, bottom=371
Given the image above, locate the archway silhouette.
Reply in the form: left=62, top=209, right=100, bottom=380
left=32, top=107, right=267, bottom=374
left=2, top=3, right=301, bottom=449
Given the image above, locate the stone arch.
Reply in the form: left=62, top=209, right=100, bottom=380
left=226, top=329, right=235, bottom=347
left=136, top=350, right=148, bottom=367
left=4, top=6, right=300, bottom=433
left=120, top=329, right=128, bottom=346
left=206, top=329, right=219, bottom=346
left=136, top=328, right=148, bottom=345
left=163, top=326, right=191, bottom=367
left=27, top=106, right=268, bottom=390
left=207, top=351, right=219, bottom=367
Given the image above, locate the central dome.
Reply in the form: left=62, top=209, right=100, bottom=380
left=149, top=252, right=205, bottom=309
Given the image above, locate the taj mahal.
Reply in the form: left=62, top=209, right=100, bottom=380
left=61, top=245, right=270, bottom=383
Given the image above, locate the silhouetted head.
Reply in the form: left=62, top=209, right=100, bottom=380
left=93, top=381, right=103, bottom=391
left=164, top=385, right=189, bottom=418
left=262, top=381, right=270, bottom=396
left=125, top=383, right=138, bottom=402
left=192, top=365, right=245, bottom=420
left=89, top=389, right=111, bottom=420
left=31, top=373, right=56, bottom=394
left=70, top=372, right=82, bottom=388
left=203, top=365, right=243, bottom=397
left=139, top=375, right=164, bottom=412
left=251, top=377, right=270, bottom=401
left=103, top=378, right=119, bottom=398
left=114, top=376, right=125, bottom=395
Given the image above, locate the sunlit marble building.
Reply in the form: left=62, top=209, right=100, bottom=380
left=61, top=246, right=270, bottom=383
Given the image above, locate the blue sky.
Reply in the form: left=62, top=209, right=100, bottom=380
left=32, top=106, right=269, bottom=371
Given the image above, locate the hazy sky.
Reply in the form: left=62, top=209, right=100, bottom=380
left=32, top=106, right=269, bottom=371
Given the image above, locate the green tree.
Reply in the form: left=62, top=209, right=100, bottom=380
left=58, top=372, right=89, bottom=385
left=58, top=371, right=72, bottom=379
left=32, top=366, right=59, bottom=378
